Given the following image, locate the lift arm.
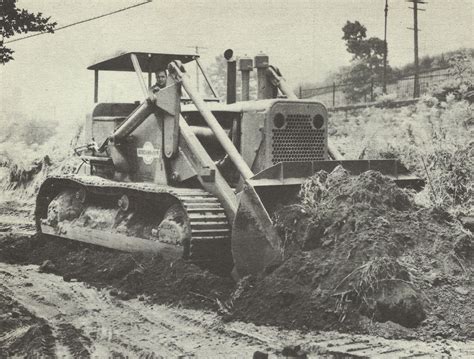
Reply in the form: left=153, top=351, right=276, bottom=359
left=168, top=61, right=255, bottom=181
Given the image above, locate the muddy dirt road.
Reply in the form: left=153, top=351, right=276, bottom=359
left=0, top=198, right=473, bottom=358
left=2, top=263, right=473, bottom=358
left=2, top=263, right=285, bottom=357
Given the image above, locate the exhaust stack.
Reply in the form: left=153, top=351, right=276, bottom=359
left=224, top=49, right=237, bottom=104
left=239, top=56, right=253, bottom=101
left=255, top=53, right=277, bottom=100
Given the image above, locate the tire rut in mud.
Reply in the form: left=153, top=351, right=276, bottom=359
left=56, top=323, right=92, bottom=358
left=0, top=289, right=56, bottom=358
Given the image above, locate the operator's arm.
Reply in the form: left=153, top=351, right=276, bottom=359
left=150, top=84, right=160, bottom=93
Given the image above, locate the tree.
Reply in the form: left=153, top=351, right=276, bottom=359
left=340, top=21, right=389, bottom=102
left=205, top=55, right=228, bottom=100
left=1, top=0, right=56, bottom=64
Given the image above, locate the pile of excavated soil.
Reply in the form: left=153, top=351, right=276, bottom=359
left=0, top=235, right=234, bottom=311
left=227, top=168, right=473, bottom=340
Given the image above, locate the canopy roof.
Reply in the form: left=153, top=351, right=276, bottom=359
left=87, top=51, right=198, bottom=72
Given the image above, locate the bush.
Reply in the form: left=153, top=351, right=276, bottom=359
left=329, top=95, right=473, bottom=215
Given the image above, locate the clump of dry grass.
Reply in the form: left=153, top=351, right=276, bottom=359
left=333, top=257, right=412, bottom=322
left=335, top=257, right=409, bottom=298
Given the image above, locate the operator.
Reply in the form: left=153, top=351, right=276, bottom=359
left=150, top=70, right=168, bottom=93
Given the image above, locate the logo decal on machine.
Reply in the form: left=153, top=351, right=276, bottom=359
left=137, top=142, right=160, bottom=165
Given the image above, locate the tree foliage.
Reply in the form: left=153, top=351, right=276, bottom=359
left=0, top=112, right=58, bottom=146
left=204, top=55, right=228, bottom=100
left=1, top=0, right=56, bottom=63
left=340, top=21, right=390, bottom=102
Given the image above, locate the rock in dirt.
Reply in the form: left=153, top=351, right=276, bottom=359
left=252, top=351, right=269, bottom=359
left=373, top=282, right=426, bottom=328
left=281, top=345, right=308, bottom=358
left=62, top=273, right=75, bottom=282
left=425, top=271, right=446, bottom=286
left=459, top=216, right=474, bottom=232
left=454, top=286, right=469, bottom=296
left=38, top=259, right=57, bottom=273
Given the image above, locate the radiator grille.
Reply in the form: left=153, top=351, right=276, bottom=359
left=271, top=114, right=326, bottom=164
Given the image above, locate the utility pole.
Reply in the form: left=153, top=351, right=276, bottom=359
left=195, top=46, right=200, bottom=92
left=407, top=0, right=426, bottom=98
left=186, top=45, right=208, bottom=92
left=383, top=0, right=388, bottom=93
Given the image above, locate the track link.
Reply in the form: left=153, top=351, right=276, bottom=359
left=36, top=175, right=232, bottom=270
left=179, top=193, right=231, bottom=264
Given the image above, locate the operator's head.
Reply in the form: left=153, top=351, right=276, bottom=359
left=155, top=70, right=167, bottom=88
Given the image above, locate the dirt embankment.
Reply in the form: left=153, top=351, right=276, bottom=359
left=0, top=167, right=471, bottom=343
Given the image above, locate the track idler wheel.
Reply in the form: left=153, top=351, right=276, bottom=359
left=117, top=194, right=131, bottom=211
left=153, top=204, right=191, bottom=247
left=45, top=189, right=85, bottom=227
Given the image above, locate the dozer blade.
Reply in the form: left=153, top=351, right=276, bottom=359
left=231, top=159, right=423, bottom=278
left=231, top=183, right=283, bottom=278
left=249, top=159, right=425, bottom=190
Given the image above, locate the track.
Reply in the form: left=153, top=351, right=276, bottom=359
left=36, top=175, right=232, bottom=268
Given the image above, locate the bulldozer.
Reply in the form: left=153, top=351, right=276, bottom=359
left=35, top=50, right=422, bottom=279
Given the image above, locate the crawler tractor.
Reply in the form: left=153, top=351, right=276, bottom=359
left=35, top=50, right=421, bottom=278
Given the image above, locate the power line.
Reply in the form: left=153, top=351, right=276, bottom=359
left=407, top=0, right=427, bottom=98
left=4, top=0, right=152, bottom=44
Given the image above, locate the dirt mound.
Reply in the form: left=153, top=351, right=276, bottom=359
left=227, top=168, right=473, bottom=340
left=0, top=234, right=234, bottom=311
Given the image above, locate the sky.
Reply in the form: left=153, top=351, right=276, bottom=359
left=1, top=0, right=472, bottom=124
